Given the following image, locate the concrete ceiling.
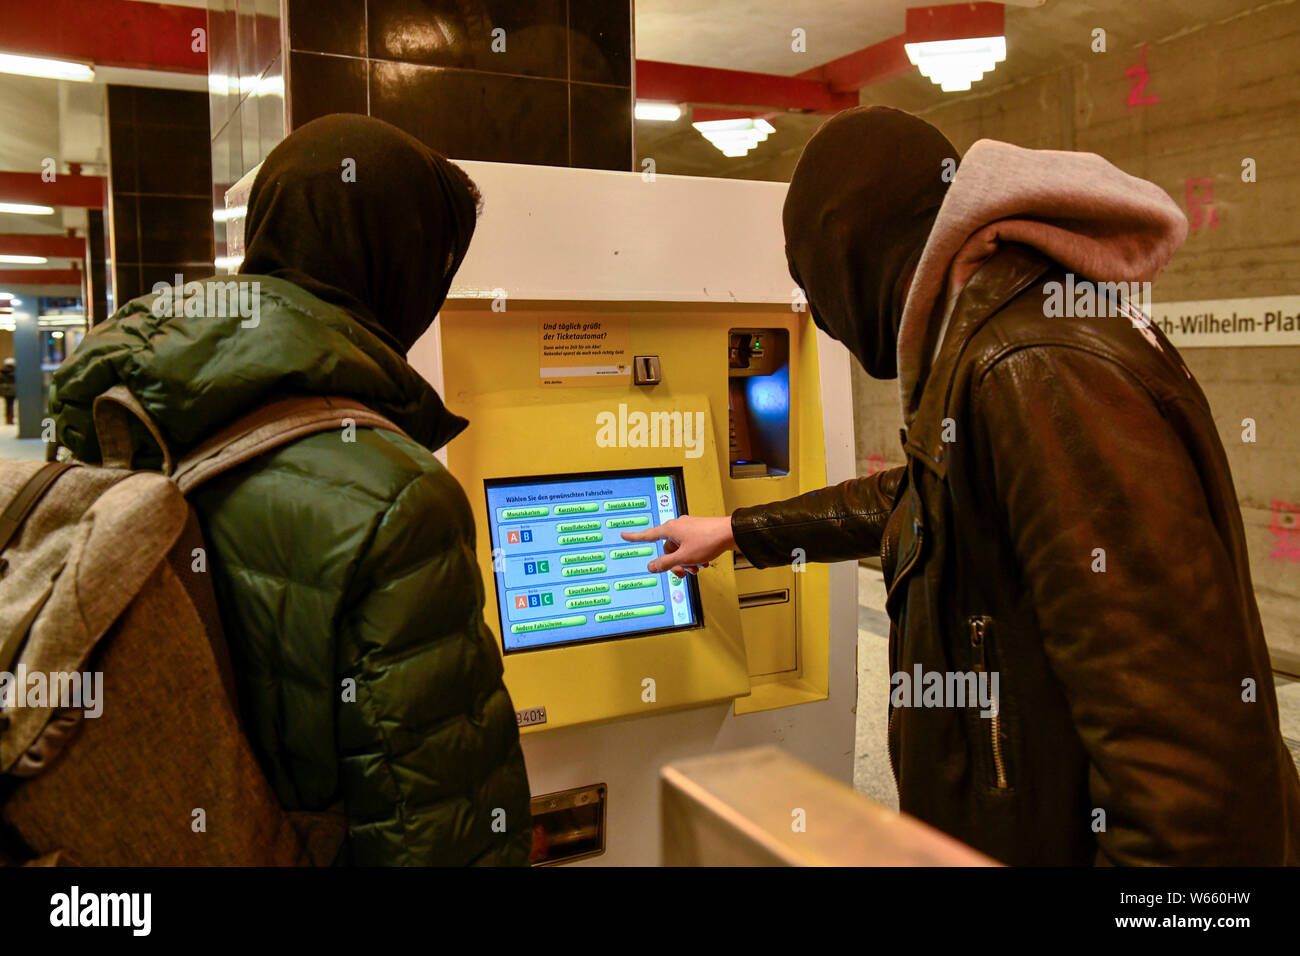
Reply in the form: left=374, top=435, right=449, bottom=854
left=634, top=0, right=1271, bottom=179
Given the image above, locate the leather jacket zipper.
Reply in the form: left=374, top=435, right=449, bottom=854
left=969, top=615, right=1008, bottom=790
left=887, top=705, right=899, bottom=784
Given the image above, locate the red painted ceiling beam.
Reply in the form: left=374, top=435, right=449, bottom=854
left=800, top=2, right=1005, bottom=92
left=0, top=234, right=85, bottom=258
left=0, top=269, right=84, bottom=286
left=906, top=2, right=1005, bottom=43
left=0, top=172, right=106, bottom=209
left=636, top=60, right=858, bottom=113
left=0, top=0, right=206, bottom=74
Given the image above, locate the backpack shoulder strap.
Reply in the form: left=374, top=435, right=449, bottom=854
left=171, top=394, right=410, bottom=495
left=0, top=462, right=75, bottom=555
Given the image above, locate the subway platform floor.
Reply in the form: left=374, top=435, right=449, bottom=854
left=0, top=422, right=46, bottom=461
left=852, top=565, right=1300, bottom=805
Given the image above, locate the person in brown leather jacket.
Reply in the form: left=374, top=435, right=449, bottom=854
left=624, top=106, right=1300, bottom=866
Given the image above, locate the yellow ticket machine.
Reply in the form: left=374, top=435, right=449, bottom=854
left=228, top=159, right=859, bottom=865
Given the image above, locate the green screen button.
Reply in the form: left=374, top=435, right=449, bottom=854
left=501, top=506, right=550, bottom=520
left=558, top=532, right=604, bottom=546
left=566, top=595, right=612, bottom=610
left=561, top=551, right=605, bottom=565
left=609, top=546, right=654, bottom=560
left=561, top=563, right=607, bottom=577
left=554, top=503, right=600, bottom=515
left=594, top=604, right=666, bottom=623
left=606, top=516, right=650, bottom=529
left=603, top=498, right=648, bottom=512
left=510, top=615, right=586, bottom=634
left=556, top=520, right=602, bottom=534
left=564, top=583, right=610, bottom=596
left=614, top=576, right=659, bottom=591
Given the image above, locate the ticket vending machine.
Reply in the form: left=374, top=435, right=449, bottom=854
left=228, top=161, right=859, bottom=865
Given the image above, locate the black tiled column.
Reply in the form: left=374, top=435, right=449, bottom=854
left=106, top=86, right=216, bottom=304
left=282, top=0, right=633, bottom=170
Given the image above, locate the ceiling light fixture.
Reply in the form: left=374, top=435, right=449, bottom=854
left=904, top=35, right=1007, bottom=92
left=0, top=254, right=48, bottom=265
left=692, top=118, right=775, bottom=158
left=634, top=101, right=682, bottom=122
left=0, top=51, right=95, bottom=83
left=0, top=202, right=56, bottom=216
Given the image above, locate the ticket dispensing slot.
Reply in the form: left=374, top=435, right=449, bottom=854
left=729, top=329, right=789, bottom=479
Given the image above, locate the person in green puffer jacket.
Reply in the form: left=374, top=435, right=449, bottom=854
left=48, top=115, right=533, bottom=866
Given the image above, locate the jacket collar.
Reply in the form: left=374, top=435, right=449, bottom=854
left=902, top=242, right=1051, bottom=479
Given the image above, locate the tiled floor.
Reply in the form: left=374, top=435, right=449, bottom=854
left=0, top=422, right=47, bottom=461
left=852, top=564, right=1300, bottom=804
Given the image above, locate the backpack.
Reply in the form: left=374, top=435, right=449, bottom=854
left=0, top=385, right=406, bottom=866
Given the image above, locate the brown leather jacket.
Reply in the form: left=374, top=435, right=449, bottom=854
left=733, top=243, right=1300, bottom=865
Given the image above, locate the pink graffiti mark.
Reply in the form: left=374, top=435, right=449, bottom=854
left=1269, top=500, right=1300, bottom=562
left=1185, top=177, right=1220, bottom=230
left=1125, top=44, right=1160, bottom=107
left=866, top=453, right=887, bottom=476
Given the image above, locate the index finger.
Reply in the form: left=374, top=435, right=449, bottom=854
left=621, top=523, right=671, bottom=543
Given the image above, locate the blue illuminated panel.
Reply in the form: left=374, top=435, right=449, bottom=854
left=484, top=469, right=704, bottom=653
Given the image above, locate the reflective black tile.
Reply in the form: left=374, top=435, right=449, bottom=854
left=288, top=52, right=368, bottom=128
left=252, top=0, right=282, bottom=76
left=107, top=120, right=138, bottom=195
left=109, top=193, right=140, bottom=265
left=570, top=82, right=631, bottom=171
left=137, top=124, right=213, bottom=197
left=287, top=0, right=365, bottom=56
left=137, top=195, right=216, bottom=265
left=131, top=89, right=210, bottom=132
left=569, top=0, right=631, bottom=86
left=368, top=0, right=567, bottom=80
left=370, top=60, right=568, bottom=165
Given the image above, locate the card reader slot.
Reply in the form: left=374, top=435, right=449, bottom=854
left=738, top=588, right=790, bottom=609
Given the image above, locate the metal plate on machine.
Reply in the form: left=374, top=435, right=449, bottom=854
left=516, top=706, right=548, bottom=727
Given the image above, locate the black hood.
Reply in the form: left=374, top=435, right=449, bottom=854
left=242, top=113, right=477, bottom=355
left=783, top=106, right=959, bottom=379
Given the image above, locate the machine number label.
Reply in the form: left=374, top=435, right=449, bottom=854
left=516, top=706, right=549, bottom=727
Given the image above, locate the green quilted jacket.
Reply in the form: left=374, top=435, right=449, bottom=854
left=49, top=275, right=532, bottom=866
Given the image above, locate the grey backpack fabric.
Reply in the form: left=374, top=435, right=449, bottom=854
left=0, top=387, right=404, bottom=865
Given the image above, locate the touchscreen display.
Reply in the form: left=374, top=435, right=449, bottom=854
left=484, top=469, right=704, bottom=652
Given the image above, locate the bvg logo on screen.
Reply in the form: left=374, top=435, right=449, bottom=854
left=594, top=404, right=706, bottom=459
left=49, top=886, right=151, bottom=936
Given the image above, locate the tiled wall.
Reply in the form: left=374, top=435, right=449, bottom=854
left=287, top=0, right=633, bottom=170
left=208, top=0, right=286, bottom=262
left=209, top=1, right=632, bottom=208
left=106, top=86, right=216, bottom=304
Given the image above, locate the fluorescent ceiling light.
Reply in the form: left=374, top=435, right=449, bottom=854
left=905, top=36, right=1007, bottom=92
left=0, top=254, right=48, bottom=265
left=692, top=118, right=775, bottom=158
left=0, top=202, right=55, bottom=215
left=209, top=73, right=284, bottom=98
left=213, top=205, right=247, bottom=223
left=0, top=51, right=95, bottom=83
left=635, top=101, right=682, bottom=122
left=215, top=255, right=244, bottom=272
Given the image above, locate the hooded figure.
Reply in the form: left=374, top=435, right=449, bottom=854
left=50, top=114, right=533, bottom=866
left=631, top=106, right=1300, bottom=865
left=243, top=113, right=478, bottom=357
left=783, top=106, right=958, bottom=381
